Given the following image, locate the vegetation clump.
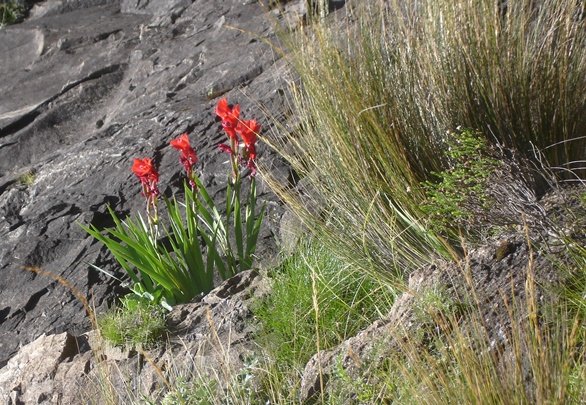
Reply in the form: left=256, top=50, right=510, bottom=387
left=421, top=128, right=503, bottom=239
left=0, top=1, right=24, bottom=28
left=99, top=295, right=167, bottom=348
left=83, top=100, right=265, bottom=309
left=252, top=241, right=395, bottom=402
left=268, top=0, right=586, bottom=280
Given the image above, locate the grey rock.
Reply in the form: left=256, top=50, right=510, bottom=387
left=0, top=0, right=296, bottom=368
left=0, top=332, right=82, bottom=403
left=0, top=269, right=270, bottom=404
left=121, top=0, right=190, bottom=16
left=28, top=0, right=119, bottom=19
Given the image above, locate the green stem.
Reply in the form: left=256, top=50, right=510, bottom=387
left=230, top=137, right=240, bottom=185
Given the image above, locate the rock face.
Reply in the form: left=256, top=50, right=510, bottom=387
left=0, top=0, right=300, bottom=368
left=0, top=332, right=81, bottom=404
left=0, top=269, right=271, bottom=403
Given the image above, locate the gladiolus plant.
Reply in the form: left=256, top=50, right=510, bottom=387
left=215, top=99, right=264, bottom=272
left=82, top=100, right=265, bottom=308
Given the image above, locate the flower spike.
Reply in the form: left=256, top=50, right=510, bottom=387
left=215, top=98, right=241, bottom=140
left=170, top=133, right=198, bottom=174
left=131, top=157, right=160, bottom=224
left=236, top=119, right=260, bottom=176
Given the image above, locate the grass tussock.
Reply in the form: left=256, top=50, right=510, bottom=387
left=99, top=296, right=167, bottom=348
left=266, top=0, right=586, bottom=280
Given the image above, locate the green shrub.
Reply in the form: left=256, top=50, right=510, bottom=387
left=0, top=1, right=24, bottom=28
left=421, top=128, right=502, bottom=238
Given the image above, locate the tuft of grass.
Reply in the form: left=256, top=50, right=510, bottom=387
left=265, top=0, right=586, bottom=281
left=99, top=295, right=167, bottom=348
left=252, top=240, right=396, bottom=402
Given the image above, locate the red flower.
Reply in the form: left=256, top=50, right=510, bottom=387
left=236, top=119, right=260, bottom=148
left=236, top=119, right=260, bottom=175
left=132, top=158, right=159, bottom=200
left=132, top=158, right=159, bottom=183
left=170, top=133, right=192, bottom=153
left=170, top=133, right=198, bottom=175
left=215, top=98, right=240, bottom=140
left=218, top=143, right=233, bottom=155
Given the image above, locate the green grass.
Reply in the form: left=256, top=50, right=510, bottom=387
left=255, top=240, right=395, bottom=361
left=252, top=240, right=395, bottom=402
left=99, top=295, right=167, bottom=348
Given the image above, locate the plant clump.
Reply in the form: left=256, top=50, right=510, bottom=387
left=252, top=240, right=395, bottom=401
left=268, top=0, right=586, bottom=281
left=0, top=1, right=24, bottom=28
left=421, top=128, right=503, bottom=238
left=99, top=295, right=167, bottom=347
left=83, top=99, right=265, bottom=309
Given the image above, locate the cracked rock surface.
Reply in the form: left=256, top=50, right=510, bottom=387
left=0, top=0, right=296, bottom=368
left=0, top=269, right=271, bottom=403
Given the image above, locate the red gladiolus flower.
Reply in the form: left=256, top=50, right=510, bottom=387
left=132, top=158, right=158, bottom=183
left=236, top=119, right=259, bottom=148
left=218, top=143, right=233, bottom=155
left=215, top=98, right=240, bottom=140
left=236, top=119, right=260, bottom=176
left=132, top=157, right=160, bottom=201
left=170, top=133, right=198, bottom=175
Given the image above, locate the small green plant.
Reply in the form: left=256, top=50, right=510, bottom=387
left=156, top=354, right=260, bottom=404
left=332, top=359, right=378, bottom=404
left=99, top=295, right=167, bottom=347
left=18, top=169, right=36, bottom=186
left=0, top=1, right=24, bottom=28
left=83, top=100, right=264, bottom=308
left=160, top=376, right=217, bottom=405
left=412, top=286, right=468, bottom=325
left=421, top=128, right=502, bottom=238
